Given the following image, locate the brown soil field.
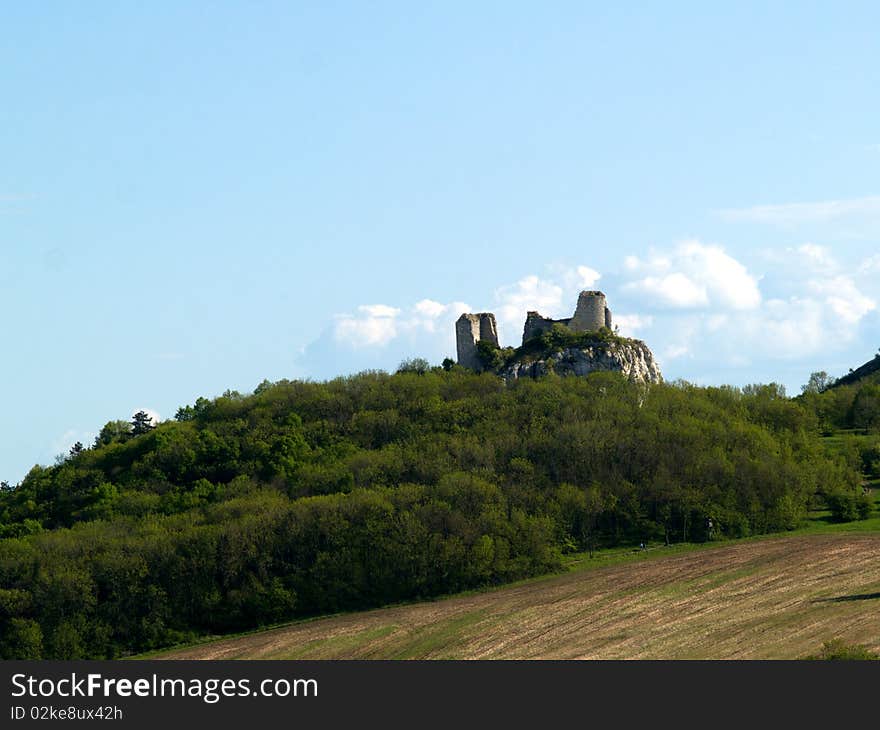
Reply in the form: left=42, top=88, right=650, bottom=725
left=157, top=534, right=880, bottom=659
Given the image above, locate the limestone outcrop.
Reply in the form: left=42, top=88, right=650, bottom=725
left=498, top=338, right=662, bottom=384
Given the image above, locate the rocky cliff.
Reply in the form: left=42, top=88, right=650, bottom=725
left=498, top=338, right=662, bottom=384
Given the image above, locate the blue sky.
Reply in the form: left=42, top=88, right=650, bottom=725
left=3, top=2, right=880, bottom=483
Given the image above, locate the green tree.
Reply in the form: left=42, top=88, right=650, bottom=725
left=131, top=411, right=156, bottom=436
left=397, top=357, right=430, bottom=375
left=582, top=484, right=610, bottom=558
left=0, top=618, right=43, bottom=659
left=801, top=371, right=833, bottom=394
left=94, top=420, right=132, bottom=447
left=475, top=340, right=507, bottom=370
left=850, top=384, right=880, bottom=431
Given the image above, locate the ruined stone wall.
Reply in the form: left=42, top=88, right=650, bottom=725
left=456, top=312, right=499, bottom=370
left=568, top=291, right=607, bottom=333
left=479, top=313, right=499, bottom=344
left=522, top=312, right=572, bottom=344
left=521, top=290, right=611, bottom=344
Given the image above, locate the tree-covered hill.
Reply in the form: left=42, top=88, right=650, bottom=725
left=800, top=356, right=880, bottom=436
left=825, top=351, right=880, bottom=390
left=0, top=368, right=871, bottom=658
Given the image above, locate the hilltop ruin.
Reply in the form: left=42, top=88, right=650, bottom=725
left=456, top=290, right=613, bottom=366
left=455, top=291, right=662, bottom=384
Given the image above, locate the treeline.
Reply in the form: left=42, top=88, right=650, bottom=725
left=800, top=366, right=880, bottom=434
left=0, top=369, right=868, bottom=658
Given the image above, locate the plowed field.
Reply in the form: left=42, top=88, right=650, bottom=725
left=157, top=534, right=880, bottom=659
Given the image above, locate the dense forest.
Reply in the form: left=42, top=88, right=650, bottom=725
left=1, top=362, right=877, bottom=659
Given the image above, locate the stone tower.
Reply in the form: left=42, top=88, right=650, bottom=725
left=456, top=313, right=499, bottom=370
left=568, top=291, right=608, bottom=333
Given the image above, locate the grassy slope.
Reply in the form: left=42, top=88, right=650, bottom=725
left=148, top=439, right=880, bottom=660
left=150, top=508, right=880, bottom=660
left=153, top=532, right=880, bottom=659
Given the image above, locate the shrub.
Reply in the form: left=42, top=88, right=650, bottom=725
left=397, top=358, right=430, bottom=375
left=805, top=639, right=878, bottom=660
left=825, top=489, right=872, bottom=522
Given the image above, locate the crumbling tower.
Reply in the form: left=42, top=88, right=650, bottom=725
left=568, top=291, right=609, bottom=333
left=455, top=313, right=499, bottom=370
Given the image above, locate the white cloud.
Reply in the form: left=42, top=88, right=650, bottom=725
left=628, top=272, right=708, bottom=308
left=624, top=253, right=671, bottom=273
left=718, top=195, right=880, bottom=226
left=494, top=274, right=565, bottom=333
left=334, top=300, right=471, bottom=348
left=663, top=344, right=690, bottom=360
left=334, top=304, right=400, bottom=348
left=677, top=240, right=761, bottom=310
left=413, top=299, right=447, bottom=318
left=760, top=243, right=842, bottom=279
left=623, top=240, right=760, bottom=311
left=448, top=301, right=471, bottom=317
left=613, top=313, right=653, bottom=336
left=617, top=239, right=878, bottom=368
left=644, top=272, right=873, bottom=365
left=796, top=243, right=836, bottom=271
left=705, top=314, right=728, bottom=332
left=359, top=304, right=400, bottom=318
left=654, top=316, right=702, bottom=366
left=751, top=297, right=826, bottom=358
left=407, top=299, right=471, bottom=335
left=859, top=254, right=880, bottom=274
left=810, top=276, right=876, bottom=325
left=576, top=265, right=601, bottom=288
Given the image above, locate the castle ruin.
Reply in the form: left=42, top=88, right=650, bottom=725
left=456, top=291, right=613, bottom=368
left=455, top=312, right=500, bottom=370
left=522, top=290, right=612, bottom=344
